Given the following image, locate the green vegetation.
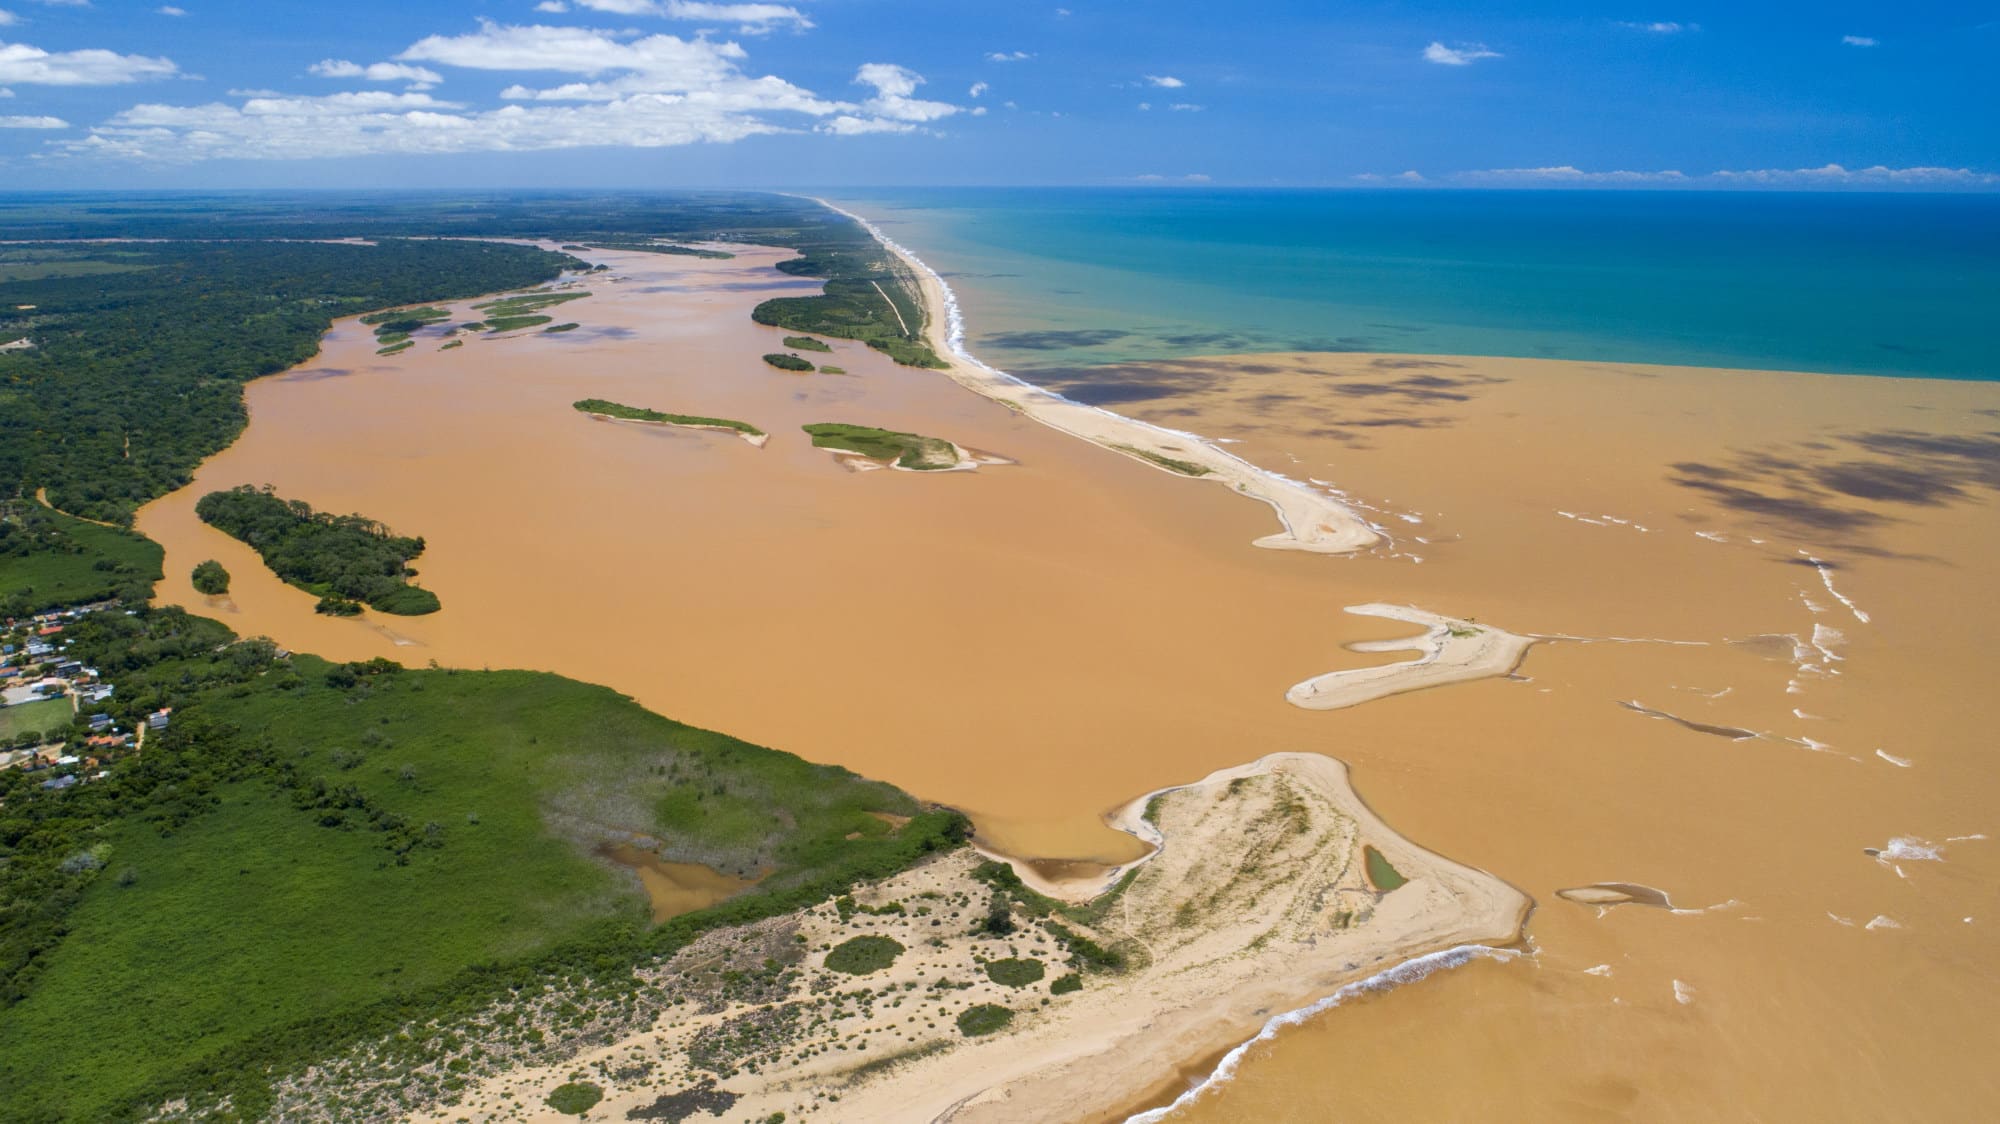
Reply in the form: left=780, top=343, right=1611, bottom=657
left=439, top=338, right=464, bottom=351
left=1049, top=972, right=1083, bottom=996
left=589, top=241, right=734, bottom=260
left=1113, top=444, right=1213, bottom=477
left=819, top=365, right=847, bottom=375
left=955, top=1004, right=1013, bottom=1037
left=982, top=957, right=1046, bottom=988
left=0, top=697, right=69, bottom=743
left=375, top=339, right=414, bottom=356
left=762, top=352, right=815, bottom=372
left=782, top=335, right=831, bottom=352
left=0, top=238, right=579, bottom=525
left=1446, top=623, right=1482, bottom=639
left=546, top=1082, right=605, bottom=1115
left=545, top=322, right=581, bottom=333
left=478, top=313, right=551, bottom=333
left=194, top=485, right=440, bottom=616
left=189, top=559, right=230, bottom=596
left=823, top=935, right=905, bottom=975
left=362, top=305, right=450, bottom=350
left=803, top=423, right=960, bottom=471
left=0, top=602, right=962, bottom=1122
left=573, top=399, right=763, bottom=437
left=0, top=500, right=163, bottom=615
left=749, top=221, right=943, bottom=369
left=1364, top=845, right=1407, bottom=891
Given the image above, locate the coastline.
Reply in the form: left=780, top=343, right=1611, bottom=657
left=812, top=198, right=1383, bottom=556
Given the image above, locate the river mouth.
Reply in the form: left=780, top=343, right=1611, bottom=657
left=600, top=843, right=758, bottom=923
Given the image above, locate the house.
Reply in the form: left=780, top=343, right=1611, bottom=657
left=147, top=708, right=172, bottom=731
left=87, top=713, right=112, bottom=731
left=54, top=662, right=83, bottom=679
left=39, top=775, right=77, bottom=791
left=36, top=625, right=62, bottom=637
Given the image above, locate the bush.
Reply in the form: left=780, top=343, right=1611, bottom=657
left=1049, top=972, right=1082, bottom=995
left=956, top=1004, right=1013, bottom=1037
left=190, top=560, right=230, bottom=595
left=983, top=957, right=1045, bottom=988
left=546, top=1081, right=603, bottom=1115
left=824, top=935, right=903, bottom=975
left=761, top=353, right=814, bottom=372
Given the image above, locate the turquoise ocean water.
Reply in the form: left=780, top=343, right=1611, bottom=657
left=830, top=189, right=2000, bottom=386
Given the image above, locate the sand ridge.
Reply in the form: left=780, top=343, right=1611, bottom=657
left=1286, top=603, right=1535, bottom=711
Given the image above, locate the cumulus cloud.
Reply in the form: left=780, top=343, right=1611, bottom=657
left=0, top=112, right=64, bottom=126
left=1615, top=21, right=1694, bottom=34
left=1842, top=35, right=1877, bottom=47
left=1144, top=74, right=1183, bottom=88
left=567, top=1, right=813, bottom=35
left=0, top=39, right=178, bottom=85
left=968, top=80, right=987, bottom=97
left=46, top=21, right=961, bottom=162
left=1709, top=163, right=1996, bottom=187
left=1423, top=41, right=1501, bottom=65
left=0, top=11, right=19, bottom=28
left=1168, top=102, right=1201, bottom=111
left=158, top=5, right=185, bottom=14
left=985, top=50, right=1032, bottom=62
left=309, top=59, right=442, bottom=88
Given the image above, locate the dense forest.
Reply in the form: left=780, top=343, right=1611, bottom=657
left=194, top=486, right=440, bottom=615
left=0, top=500, right=163, bottom=615
left=0, top=238, right=578, bottom=525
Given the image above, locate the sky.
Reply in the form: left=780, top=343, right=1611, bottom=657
left=0, top=0, right=1994, bottom=190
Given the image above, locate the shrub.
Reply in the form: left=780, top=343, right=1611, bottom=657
left=1049, top=973, right=1082, bottom=995
left=824, top=935, right=903, bottom=975
left=190, top=560, right=230, bottom=595
left=983, top=957, right=1045, bottom=988
left=546, top=1081, right=603, bottom=1115
left=761, top=353, right=814, bottom=372
left=956, top=1004, right=1013, bottom=1037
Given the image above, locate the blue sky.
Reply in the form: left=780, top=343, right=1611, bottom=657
left=0, top=0, right=1993, bottom=189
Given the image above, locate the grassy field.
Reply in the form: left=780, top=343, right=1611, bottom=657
left=573, top=399, right=763, bottom=436
left=0, top=502, right=164, bottom=615
left=803, top=423, right=960, bottom=470
left=0, top=697, right=68, bottom=742
left=0, top=660, right=928, bottom=1121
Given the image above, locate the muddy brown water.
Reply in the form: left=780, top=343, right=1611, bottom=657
left=136, top=247, right=2000, bottom=1120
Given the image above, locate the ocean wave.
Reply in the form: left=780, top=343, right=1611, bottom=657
left=1121, top=945, right=1521, bottom=1123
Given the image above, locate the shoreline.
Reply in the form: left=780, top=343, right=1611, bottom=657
left=811, top=198, right=1383, bottom=556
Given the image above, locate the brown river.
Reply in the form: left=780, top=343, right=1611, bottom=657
left=136, top=247, right=2000, bottom=1121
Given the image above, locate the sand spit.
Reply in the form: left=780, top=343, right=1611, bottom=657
left=1286, top=603, right=1534, bottom=711
left=815, top=199, right=1380, bottom=555
left=578, top=410, right=770, bottom=448
left=393, top=754, right=1524, bottom=1124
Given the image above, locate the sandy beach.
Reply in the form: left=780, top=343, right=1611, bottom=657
left=387, top=753, right=1525, bottom=1124
left=131, top=227, right=2000, bottom=1121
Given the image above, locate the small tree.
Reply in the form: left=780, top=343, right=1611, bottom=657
left=190, top=559, right=230, bottom=595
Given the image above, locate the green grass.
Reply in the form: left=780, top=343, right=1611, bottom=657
left=544, top=322, right=580, bottom=333
left=762, top=353, right=814, bottom=372
left=0, top=697, right=69, bottom=741
left=573, top=399, right=763, bottom=437
left=546, top=1082, right=604, bottom=1115
left=375, top=339, right=414, bottom=355
left=0, top=501, right=164, bottom=615
left=477, top=314, right=552, bottom=333
left=956, top=1004, right=1013, bottom=1037
left=472, top=291, right=587, bottom=317
left=0, top=260, right=149, bottom=283
left=1364, top=845, right=1407, bottom=892
left=359, top=307, right=448, bottom=327
left=818, top=365, right=847, bottom=375
left=587, top=241, right=734, bottom=260
left=802, top=423, right=960, bottom=471
left=824, top=935, right=904, bottom=975
left=982, top=957, right=1045, bottom=988
left=439, top=339, right=463, bottom=351
left=782, top=336, right=832, bottom=353
left=1112, top=444, right=1212, bottom=478
left=0, top=663, right=929, bottom=1122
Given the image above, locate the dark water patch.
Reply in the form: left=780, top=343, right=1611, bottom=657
left=1288, top=335, right=1377, bottom=352
left=1158, top=330, right=1256, bottom=349
left=1243, top=392, right=1302, bottom=413
left=1619, top=699, right=1760, bottom=741
left=1365, top=322, right=1432, bottom=334
left=283, top=367, right=354, bottom=381
left=1818, top=462, right=1963, bottom=504
left=1327, top=381, right=1472, bottom=403
left=983, top=327, right=1131, bottom=350
left=1844, top=430, right=2000, bottom=487
left=1333, top=416, right=1455, bottom=429
left=1667, top=473, right=1885, bottom=533
left=545, top=324, right=637, bottom=342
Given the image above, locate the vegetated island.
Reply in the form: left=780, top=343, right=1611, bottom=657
left=761, top=352, right=815, bottom=372
left=573, top=399, right=768, bottom=448
left=782, top=335, right=832, bottom=352
left=803, top=422, right=967, bottom=472
left=189, top=559, right=230, bottom=596
left=588, top=240, right=736, bottom=260
left=392, top=753, right=1527, bottom=1124
left=362, top=305, right=450, bottom=353
left=465, top=289, right=589, bottom=334
left=193, top=484, right=441, bottom=616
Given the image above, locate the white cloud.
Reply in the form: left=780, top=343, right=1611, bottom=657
left=1709, top=163, right=1996, bottom=187
left=985, top=50, right=1032, bottom=62
left=1144, top=74, right=1183, bottom=88
left=1615, top=21, right=1693, bottom=34
left=1842, top=35, right=1877, bottom=47
left=0, top=87, right=12, bottom=96
left=968, top=80, right=986, bottom=97
left=48, top=23, right=961, bottom=162
left=1422, top=41, right=1501, bottom=66
left=566, top=1, right=812, bottom=35
left=158, top=5, right=186, bottom=14
left=1457, top=165, right=1688, bottom=184
left=0, top=40, right=178, bottom=85
left=0, top=112, right=64, bottom=126
left=1136, top=101, right=1149, bottom=110
left=310, top=59, right=442, bottom=88
left=0, top=8, right=19, bottom=24
left=1134, top=172, right=1209, bottom=183
left=1168, top=102, right=1201, bottom=111
left=535, top=1, right=567, bottom=10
